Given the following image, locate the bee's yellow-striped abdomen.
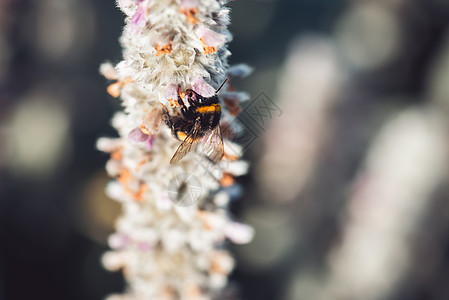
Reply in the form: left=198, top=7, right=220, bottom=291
left=176, top=131, right=202, bottom=142
left=196, top=103, right=221, bottom=114
left=176, top=131, right=188, bottom=141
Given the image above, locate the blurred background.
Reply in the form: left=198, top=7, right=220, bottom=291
left=2, top=0, right=449, bottom=299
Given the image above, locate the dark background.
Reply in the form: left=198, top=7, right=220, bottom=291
left=2, top=0, right=449, bottom=299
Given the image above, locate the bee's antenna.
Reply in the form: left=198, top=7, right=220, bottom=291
left=215, top=78, right=228, bottom=94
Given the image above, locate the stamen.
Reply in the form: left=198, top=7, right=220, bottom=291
left=200, top=37, right=217, bottom=54
left=180, top=7, right=199, bottom=24
left=107, top=77, right=132, bottom=98
left=155, top=42, right=173, bottom=56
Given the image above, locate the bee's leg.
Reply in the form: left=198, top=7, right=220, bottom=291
left=176, top=94, right=191, bottom=118
left=161, top=104, right=173, bottom=128
left=188, top=96, right=196, bottom=107
left=177, top=93, right=186, bottom=107
left=184, top=90, right=197, bottom=107
left=187, top=89, right=206, bottom=104
left=181, top=106, right=190, bottom=118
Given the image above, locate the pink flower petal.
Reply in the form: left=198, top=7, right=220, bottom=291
left=128, top=127, right=149, bottom=143
left=145, top=135, right=155, bottom=150
left=225, top=222, right=254, bottom=244
left=108, top=233, right=131, bottom=249
left=193, top=77, right=216, bottom=97
left=131, top=4, right=147, bottom=28
left=138, top=242, right=153, bottom=252
left=165, top=83, right=178, bottom=99
left=180, top=0, right=199, bottom=9
left=198, top=26, right=227, bottom=47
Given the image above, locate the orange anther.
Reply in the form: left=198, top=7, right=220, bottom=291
left=200, top=37, right=217, bottom=54
left=220, top=173, right=234, bottom=187
left=155, top=42, right=172, bottom=56
left=106, top=77, right=133, bottom=98
left=110, top=149, right=123, bottom=160
left=180, top=7, right=199, bottom=24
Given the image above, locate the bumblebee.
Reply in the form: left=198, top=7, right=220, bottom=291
left=162, top=80, right=227, bottom=164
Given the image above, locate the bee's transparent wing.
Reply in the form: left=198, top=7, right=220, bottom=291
left=170, top=118, right=201, bottom=164
left=201, top=125, right=224, bottom=163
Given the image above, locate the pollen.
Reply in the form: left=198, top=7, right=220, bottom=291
left=136, top=159, right=147, bottom=171
left=200, top=37, right=217, bottom=54
left=155, top=42, right=172, bottom=56
left=132, top=183, right=147, bottom=202
left=140, top=123, right=150, bottom=135
left=197, top=211, right=213, bottom=230
left=180, top=7, right=199, bottom=24
left=110, top=149, right=123, bottom=161
left=220, top=173, right=234, bottom=187
left=168, top=98, right=180, bottom=107
left=107, top=82, right=121, bottom=98
left=118, top=169, right=147, bottom=202
left=118, top=169, right=132, bottom=185
left=209, top=252, right=233, bottom=275
left=210, top=257, right=225, bottom=275
left=186, top=284, right=201, bottom=300
left=223, top=153, right=239, bottom=161
left=107, top=77, right=132, bottom=98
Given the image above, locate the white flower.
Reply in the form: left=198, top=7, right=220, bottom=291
left=98, top=0, right=253, bottom=298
